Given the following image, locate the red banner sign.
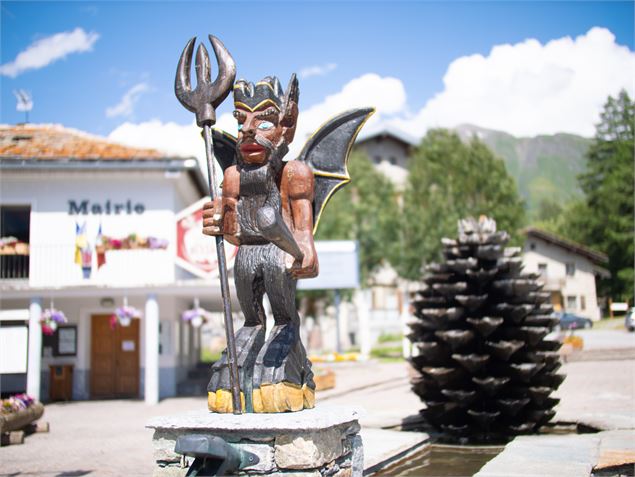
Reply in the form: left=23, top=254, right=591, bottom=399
left=176, top=198, right=237, bottom=279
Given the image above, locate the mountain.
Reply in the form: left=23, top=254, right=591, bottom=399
left=454, top=124, right=591, bottom=218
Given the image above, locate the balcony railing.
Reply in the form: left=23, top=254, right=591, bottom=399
left=537, top=273, right=566, bottom=291
left=23, top=244, right=174, bottom=288
left=0, top=254, right=29, bottom=279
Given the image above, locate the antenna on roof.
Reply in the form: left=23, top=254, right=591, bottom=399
left=13, top=89, right=33, bottom=124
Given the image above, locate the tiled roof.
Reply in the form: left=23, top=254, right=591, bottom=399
left=0, top=124, right=165, bottom=161
left=356, top=126, right=419, bottom=147
left=524, top=227, right=608, bottom=265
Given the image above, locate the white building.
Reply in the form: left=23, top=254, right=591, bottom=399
left=522, top=228, right=609, bottom=321
left=355, top=127, right=418, bottom=189
left=0, top=124, right=238, bottom=404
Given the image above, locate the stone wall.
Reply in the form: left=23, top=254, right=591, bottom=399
left=148, top=406, right=363, bottom=476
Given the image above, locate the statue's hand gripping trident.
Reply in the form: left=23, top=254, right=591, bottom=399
left=174, top=35, right=242, bottom=414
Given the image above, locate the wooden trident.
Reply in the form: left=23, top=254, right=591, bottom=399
left=174, top=35, right=241, bottom=414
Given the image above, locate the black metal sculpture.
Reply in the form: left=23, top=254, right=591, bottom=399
left=176, top=35, right=373, bottom=413
left=408, top=217, right=564, bottom=442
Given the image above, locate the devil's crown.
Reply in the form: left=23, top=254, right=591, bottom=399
left=234, top=76, right=285, bottom=112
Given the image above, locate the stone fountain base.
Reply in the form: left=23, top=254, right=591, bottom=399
left=146, top=405, right=363, bottom=477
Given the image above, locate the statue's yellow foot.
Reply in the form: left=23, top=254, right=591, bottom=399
left=252, top=382, right=315, bottom=413
left=208, top=389, right=246, bottom=413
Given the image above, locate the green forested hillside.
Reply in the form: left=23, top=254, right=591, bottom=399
left=454, top=124, right=591, bottom=218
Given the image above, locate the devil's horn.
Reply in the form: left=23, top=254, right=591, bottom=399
left=282, top=73, right=299, bottom=126
left=284, top=73, right=299, bottom=111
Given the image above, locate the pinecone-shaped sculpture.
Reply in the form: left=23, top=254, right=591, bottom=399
left=408, top=217, right=563, bottom=443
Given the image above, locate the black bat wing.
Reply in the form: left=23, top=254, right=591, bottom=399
left=211, top=128, right=237, bottom=172
left=296, top=108, right=375, bottom=234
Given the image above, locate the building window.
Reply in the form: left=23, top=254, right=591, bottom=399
left=538, top=263, right=547, bottom=276
left=566, top=295, right=577, bottom=310
left=529, top=242, right=536, bottom=250
left=374, top=156, right=382, bottom=164
left=580, top=295, right=586, bottom=310
left=0, top=205, right=31, bottom=279
left=566, top=262, right=576, bottom=276
left=389, top=156, right=397, bottom=165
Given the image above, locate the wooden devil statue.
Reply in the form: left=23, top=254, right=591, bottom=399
left=176, top=35, right=373, bottom=413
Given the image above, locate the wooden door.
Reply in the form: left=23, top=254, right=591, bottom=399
left=90, top=314, right=140, bottom=399
left=115, top=318, right=140, bottom=396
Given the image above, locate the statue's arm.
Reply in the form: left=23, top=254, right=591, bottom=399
left=202, top=165, right=241, bottom=246
left=221, top=166, right=241, bottom=245
left=283, top=161, right=318, bottom=278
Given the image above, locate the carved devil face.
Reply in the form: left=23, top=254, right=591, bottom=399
left=233, top=76, right=298, bottom=167
left=233, top=103, right=283, bottom=165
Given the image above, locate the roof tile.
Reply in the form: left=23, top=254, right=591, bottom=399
left=0, top=124, right=165, bottom=160
left=524, top=227, right=608, bottom=265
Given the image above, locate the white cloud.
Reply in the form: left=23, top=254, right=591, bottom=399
left=0, top=27, right=99, bottom=78
left=107, top=26, right=634, bottom=175
left=108, top=73, right=405, bottom=164
left=109, top=119, right=202, bottom=158
left=299, top=63, right=337, bottom=79
left=390, top=27, right=635, bottom=138
left=290, top=73, right=406, bottom=156
left=108, top=113, right=237, bottom=168
left=216, top=112, right=238, bottom=137
left=105, top=82, right=150, bottom=118
left=108, top=119, right=217, bottom=183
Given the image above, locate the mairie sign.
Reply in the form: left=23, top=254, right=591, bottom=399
left=175, top=198, right=237, bottom=279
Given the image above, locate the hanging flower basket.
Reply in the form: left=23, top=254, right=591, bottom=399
left=40, top=308, right=67, bottom=336
left=111, top=305, right=141, bottom=329
left=181, top=306, right=213, bottom=328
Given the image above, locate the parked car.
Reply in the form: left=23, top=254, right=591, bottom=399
left=625, top=307, right=635, bottom=332
left=553, top=312, right=593, bottom=330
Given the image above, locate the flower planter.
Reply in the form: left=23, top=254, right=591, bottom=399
left=314, top=368, right=336, bottom=391
left=0, top=402, right=44, bottom=435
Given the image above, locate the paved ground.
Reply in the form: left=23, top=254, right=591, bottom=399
left=477, top=329, right=635, bottom=477
left=554, top=359, right=635, bottom=430
left=573, top=329, right=635, bottom=350
left=318, top=361, right=421, bottom=429
left=0, top=362, right=421, bottom=477
left=1, top=329, right=633, bottom=476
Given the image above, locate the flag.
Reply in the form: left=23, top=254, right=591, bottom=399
left=74, top=222, right=92, bottom=278
left=96, top=222, right=106, bottom=269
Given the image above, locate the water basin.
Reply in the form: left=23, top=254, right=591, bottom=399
left=373, top=444, right=503, bottom=477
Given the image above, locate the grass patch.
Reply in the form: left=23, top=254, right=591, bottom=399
left=592, top=318, right=627, bottom=331
left=201, top=349, right=223, bottom=363
left=375, top=356, right=406, bottom=363
left=370, top=345, right=404, bottom=362
left=377, top=332, right=403, bottom=344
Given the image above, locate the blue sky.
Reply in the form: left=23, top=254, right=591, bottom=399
left=1, top=1, right=634, bottom=156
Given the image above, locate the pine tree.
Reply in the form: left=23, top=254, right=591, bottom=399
left=409, top=217, right=563, bottom=443
left=577, top=90, right=634, bottom=302
left=536, top=91, right=634, bottom=302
